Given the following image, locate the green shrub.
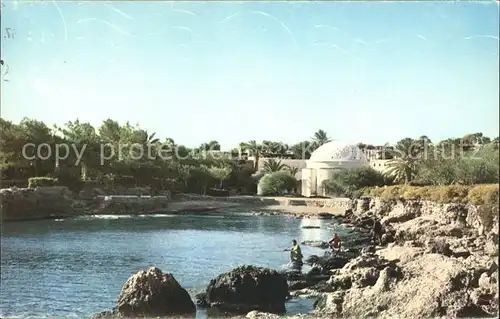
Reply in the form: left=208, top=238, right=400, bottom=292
left=322, top=180, right=346, bottom=196
left=258, top=171, right=297, bottom=196
left=28, top=177, right=59, bottom=188
left=467, top=184, right=499, bottom=205
left=1, top=179, right=29, bottom=188
left=476, top=187, right=499, bottom=232
left=48, top=169, right=84, bottom=192
left=363, top=184, right=499, bottom=205
left=323, top=167, right=387, bottom=197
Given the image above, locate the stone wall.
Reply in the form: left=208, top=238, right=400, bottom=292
left=0, top=186, right=76, bottom=221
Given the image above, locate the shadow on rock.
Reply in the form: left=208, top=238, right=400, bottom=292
left=196, top=265, right=288, bottom=315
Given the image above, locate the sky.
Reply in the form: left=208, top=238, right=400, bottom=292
left=1, top=1, right=499, bottom=149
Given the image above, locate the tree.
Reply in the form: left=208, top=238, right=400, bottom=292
left=19, top=118, right=53, bottom=176
left=262, top=158, right=287, bottom=174
left=0, top=119, right=27, bottom=178
left=286, top=166, right=299, bottom=177
left=384, top=138, right=422, bottom=184
left=1, top=116, right=497, bottom=195
left=55, top=119, right=100, bottom=180
left=323, top=167, right=387, bottom=197
left=241, top=140, right=262, bottom=171
left=312, top=129, right=330, bottom=148
left=290, top=141, right=314, bottom=159
left=258, top=171, right=297, bottom=196
left=199, top=140, right=221, bottom=152
left=209, top=166, right=232, bottom=189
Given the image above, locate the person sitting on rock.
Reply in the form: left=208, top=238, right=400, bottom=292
left=371, top=220, right=383, bottom=245
left=329, top=233, right=342, bottom=251
left=284, top=239, right=303, bottom=269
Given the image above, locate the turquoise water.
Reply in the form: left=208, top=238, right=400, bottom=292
left=1, top=213, right=349, bottom=318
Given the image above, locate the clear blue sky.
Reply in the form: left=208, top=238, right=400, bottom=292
left=1, top=1, right=499, bottom=149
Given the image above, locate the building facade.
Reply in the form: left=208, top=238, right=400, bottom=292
left=251, top=140, right=393, bottom=197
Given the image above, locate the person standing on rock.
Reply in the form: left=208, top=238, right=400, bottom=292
left=329, top=233, right=342, bottom=251
left=284, top=239, right=303, bottom=270
left=371, top=220, right=383, bottom=245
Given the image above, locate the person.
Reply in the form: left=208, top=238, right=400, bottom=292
left=284, top=239, right=303, bottom=270
left=329, top=233, right=342, bottom=251
left=372, top=220, right=383, bottom=245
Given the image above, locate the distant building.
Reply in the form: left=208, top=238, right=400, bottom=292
left=300, top=141, right=369, bottom=197
left=250, top=140, right=394, bottom=197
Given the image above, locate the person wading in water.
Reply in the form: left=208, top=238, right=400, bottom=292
left=329, top=233, right=342, bottom=252
left=284, top=239, right=303, bottom=270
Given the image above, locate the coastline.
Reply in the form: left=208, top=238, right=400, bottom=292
left=2, top=187, right=498, bottom=318
left=0, top=186, right=349, bottom=222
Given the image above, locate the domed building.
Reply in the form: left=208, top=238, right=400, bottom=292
left=301, top=140, right=369, bottom=197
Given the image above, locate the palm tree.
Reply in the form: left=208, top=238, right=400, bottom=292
left=384, top=138, right=422, bottom=184
left=312, top=129, right=331, bottom=148
left=262, top=158, right=288, bottom=174
left=291, top=141, right=314, bottom=159
left=56, top=120, right=99, bottom=180
left=385, top=158, right=418, bottom=184
left=286, top=165, right=299, bottom=177
left=241, top=140, right=262, bottom=171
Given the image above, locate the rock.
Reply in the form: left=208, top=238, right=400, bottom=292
left=314, top=291, right=344, bottom=315
left=288, top=280, right=311, bottom=290
left=279, top=269, right=302, bottom=281
left=203, top=265, right=288, bottom=314
left=246, top=310, right=280, bottom=319
left=380, top=233, right=394, bottom=245
left=316, top=212, right=333, bottom=219
left=424, top=238, right=452, bottom=256
left=381, top=206, right=417, bottom=224
left=195, top=292, right=209, bottom=308
left=305, top=253, right=351, bottom=272
left=301, top=240, right=329, bottom=249
left=361, top=245, right=376, bottom=255
left=115, top=267, right=195, bottom=317
left=451, top=247, right=471, bottom=258
left=89, top=310, right=116, bottom=319
left=484, top=233, right=499, bottom=256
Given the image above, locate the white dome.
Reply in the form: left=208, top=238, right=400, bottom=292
left=310, top=140, right=368, bottom=163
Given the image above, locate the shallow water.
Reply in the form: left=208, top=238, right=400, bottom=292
left=1, top=213, right=350, bottom=318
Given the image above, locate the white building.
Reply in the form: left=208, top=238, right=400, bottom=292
left=301, top=141, right=369, bottom=197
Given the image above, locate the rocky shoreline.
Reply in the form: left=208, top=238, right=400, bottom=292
left=86, top=196, right=498, bottom=318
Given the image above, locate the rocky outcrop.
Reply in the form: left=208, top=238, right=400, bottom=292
left=358, top=197, right=499, bottom=237
left=96, top=196, right=171, bottom=215
left=0, top=186, right=76, bottom=220
left=198, top=265, right=289, bottom=315
left=92, top=267, right=195, bottom=318
left=314, top=246, right=498, bottom=317
left=306, top=196, right=499, bottom=318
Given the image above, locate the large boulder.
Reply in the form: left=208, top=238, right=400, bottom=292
left=113, top=267, right=195, bottom=317
left=201, top=265, right=288, bottom=314
left=305, top=251, right=353, bottom=273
